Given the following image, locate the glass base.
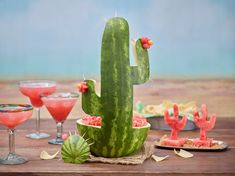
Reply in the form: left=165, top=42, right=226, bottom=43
left=26, top=132, right=50, bottom=139
left=48, top=138, right=64, bottom=145
left=0, top=153, right=27, bottom=165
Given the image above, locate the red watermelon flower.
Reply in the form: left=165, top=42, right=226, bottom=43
left=141, top=37, right=153, bottom=49
left=77, top=82, right=88, bottom=93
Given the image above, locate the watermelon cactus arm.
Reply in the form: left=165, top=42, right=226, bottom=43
left=207, top=114, right=216, bottom=131
left=82, top=80, right=102, bottom=116
left=131, top=39, right=150, bottom=85
left=194, top=104, right=216, bottom=130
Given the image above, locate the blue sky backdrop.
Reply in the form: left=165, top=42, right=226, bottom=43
left=0, top=0, right=235, bottom=79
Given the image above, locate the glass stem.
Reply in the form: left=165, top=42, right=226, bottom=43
left=36, top=108, right=40, bottom=135
left=9, top=129, right=15, bottom=154
left=56, top=122, right=63, bottom=140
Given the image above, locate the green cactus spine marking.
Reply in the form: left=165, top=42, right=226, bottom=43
left=77, top=17, right=150, bottom=157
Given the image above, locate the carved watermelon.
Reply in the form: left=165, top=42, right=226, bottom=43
left=77, top=17, right=151, bottom=157
left=193, top=104, right=216, bottom=147
left=163, top=104, right=187, bottom=147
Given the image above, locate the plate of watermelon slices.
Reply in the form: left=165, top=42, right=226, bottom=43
left=155, top=137, right=228, bottom=151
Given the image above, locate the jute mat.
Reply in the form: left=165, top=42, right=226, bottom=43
left=88, top=142, right=154, bottom=165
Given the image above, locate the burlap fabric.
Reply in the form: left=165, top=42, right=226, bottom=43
left=87, top=142, right=154, bottom=165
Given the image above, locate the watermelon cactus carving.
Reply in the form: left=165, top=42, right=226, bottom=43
left=193, top=104, right=216, bottom=147
left=163, top=104, right=187, bottom=146
left=77, top=17, right=151, bottom=157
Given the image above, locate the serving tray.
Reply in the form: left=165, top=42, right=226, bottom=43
left=155, top=138, right=228, bottom=151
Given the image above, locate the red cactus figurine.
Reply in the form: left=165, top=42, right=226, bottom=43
left=193, top=104, right=216, bottom=147
left=163, top=104, right=187, bottom=147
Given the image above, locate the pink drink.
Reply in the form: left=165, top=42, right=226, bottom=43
left=0, top=104, right=33, bottom=165
left=19, top=80, right=56, bottom=139
left=43, top=98, right=77, bottom=122
left=19, top=84, right=56, bottom=107
left=0, top=111, right=33, bottom=129
left=42, top=92, right=78, bottom=145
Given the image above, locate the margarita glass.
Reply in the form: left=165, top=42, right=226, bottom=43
left=0, top=104, right=33, bottom=165
left=41, top=92, right=79, bottom=145
left=19, top=80, right=56, bottom=139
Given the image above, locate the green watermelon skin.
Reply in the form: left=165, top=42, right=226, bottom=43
left=77, top=119, right=150, bottom=157
left=77, top=17, right=150, bottom=158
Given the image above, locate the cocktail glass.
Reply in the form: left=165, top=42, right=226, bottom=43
left=0, top=104, right=33, bottom=165
left=41, top=92, right=79, bottom=145
left=19, top=80, right=56, bottom=139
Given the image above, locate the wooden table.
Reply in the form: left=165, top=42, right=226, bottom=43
left=0, top=118, right=234, bottom=176
left=1, top=79, right=235, bottom=118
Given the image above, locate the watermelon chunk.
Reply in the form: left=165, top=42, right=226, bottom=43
left=82, top=116, right=102, bottom=126
left=82, top=115, right=147, bottom=127
left=163, top=138, right=186, bottom=147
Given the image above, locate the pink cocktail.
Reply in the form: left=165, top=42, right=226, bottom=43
left=19, top=85, right=56, bottom=107
left=19, top=80, right=56, bottom=139
left=42, top=92, right=79, bottom=145
left=0, top=104, right=33, bottom=165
